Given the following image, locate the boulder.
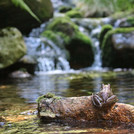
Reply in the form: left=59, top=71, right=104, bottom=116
left=101, top=27, right=134, bottom=68
left=0, top=0, right=53, bottom=34
left=59, top=6, right=72, bottom=13
left=0, top=27, right=26, bottom=69
left=114, top=16, right=134, bottom=28
left=99, top=24, right=113, bottom=48
left=65, top=9, right=83, bottom=18
left=41, top=17, right=94, bottom=69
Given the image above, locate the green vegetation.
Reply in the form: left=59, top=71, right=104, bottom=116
left=46, top=17, right=78, bottom=36
left=99, top=24, right=113, bottom=48
left=76, top=0, right=134, bottom=17
left=36, top=93, right=61, bottom=103
left=59, top=6, right=72, bottom=13
left=65, top=9, right=83, bottom=18
left=45, top=17, right=92, bottom=46
left=127, top=16, right=134, bottom=26
left=0, top=27, right=26, bottom=69
left=42, top=17, right=94, bottom=69
left=11, top=0, right=40, bottom=22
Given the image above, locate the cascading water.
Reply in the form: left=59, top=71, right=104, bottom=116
left=24, top=35, right=70, bottom=72
left=72, top=18, right=112, bottom=70
left=24, top=0, right=76, bottom=72
left=24, top=0, right=112, bottom=72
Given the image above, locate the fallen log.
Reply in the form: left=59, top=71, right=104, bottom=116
left=37, top=94, right=134, bottom=126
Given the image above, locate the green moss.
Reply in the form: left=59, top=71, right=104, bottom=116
left=102, top=27, right=134, bottom=49
left=65, top=9, right=83, bottom=18
left=41, top=30, right=60, bottom=45
left=102, top=27, right=134, bottom=67
left=127, top=16, right=134, bottom=26
left=75, top=31, right=92, bottom=46
left=45, top=17, right=92, bottom=47
left=42, top=16, right=94, bottom=69
left=46, top=17, right=79, bottom=36
left=110, top=10, right=134, bottom=21
left=99, top=24, right=113, bottom=48
left=0, top=27, right=26, bottom=69
left=59, top=6, right=72, bottom=13
left=11, top=0, right=40, bottom=22
left=36, top=95, right=45, bottom=103
left=36, top=93, right=61, bottom=103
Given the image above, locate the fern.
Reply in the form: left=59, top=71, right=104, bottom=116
left=11, top=0, right=41, bottom=22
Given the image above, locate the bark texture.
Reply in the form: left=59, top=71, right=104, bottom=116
left=38, top=96, right=134, bottom=125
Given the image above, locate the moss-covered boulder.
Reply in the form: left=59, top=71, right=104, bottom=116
left=114, top=16, right=134, bottom=28
left=65, top=9, right=83, bottom=18
left=59, top=6, right=72, bottom=13
left=42, top=17, right=94, bottom=69
left=99, top=24, right=113, bottom=48
left=0, top=0, right=53, bottom=34
left=0, top=27, right=26, bottom=69
left=102, top=27, right=134, bottom=68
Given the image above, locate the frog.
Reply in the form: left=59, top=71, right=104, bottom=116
left=91, top=84, right=118, bottom=108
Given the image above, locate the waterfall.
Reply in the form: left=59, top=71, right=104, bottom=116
left=24, top=0, right=112, bottom=72
left=23, top=0, right=77, bottom=72
left=72, top=18, right=111, bottom=70
left=25, top=35, right=70, bottom=72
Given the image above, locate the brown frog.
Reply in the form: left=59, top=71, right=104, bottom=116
left=91, top=84, right=118, bottom=108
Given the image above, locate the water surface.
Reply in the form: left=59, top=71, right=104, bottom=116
left=0, top=70, right=134, bottom=133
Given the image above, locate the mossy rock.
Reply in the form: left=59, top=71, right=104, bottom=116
left=41, top=30, right=66, bottom=49
left=0, top=27, right=26, bottom=69
left=99, top=24, right=113, bottom=48
left=127, top=16, right=134, bottom=26
left=65, top=9, right=83, bottom=18
left=0, top=0, right=53, bottom=34
left=42, top=17, right=94, bottom=69
left=59, top=6, right=72, bottom=13
left=102, top=27, right=134, bottom=68
left=46, top=17, right=78, bottom=36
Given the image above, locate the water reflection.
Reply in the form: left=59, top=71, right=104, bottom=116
left=0, top=71, right=134, bottom=105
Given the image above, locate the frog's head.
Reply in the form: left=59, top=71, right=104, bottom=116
left=102, top=84, right=110, bottom=91
left=101, top=84, right=113, bottom=102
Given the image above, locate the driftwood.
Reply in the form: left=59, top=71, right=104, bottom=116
left=38, top=95, right=134, bottom=126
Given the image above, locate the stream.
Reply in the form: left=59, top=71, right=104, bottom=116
left=0, top=0, right=134, bottom=133
left=0, top=71, right=134, bottom=133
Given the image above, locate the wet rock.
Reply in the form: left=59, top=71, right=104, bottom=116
left=41, top=17, right=94, bottom=69
left=102, top=27, right=134, bottom=68
left=65, top=9, right=83, bottom=18
left=59, top=6, right=72, bottom=13
left=10, top=70, right=31, bottom=78
left=114, top=16, right=134, bottom=28
left=0, top=0, right=53, bottom=34
left=0, top=27, right=26, bottom=69
left=99, top=24, right=113, bottom=48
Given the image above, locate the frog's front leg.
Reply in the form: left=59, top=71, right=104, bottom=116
left=106, top=95, right=118, bottom=106
left=92, top=94, right=103, bottom=108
